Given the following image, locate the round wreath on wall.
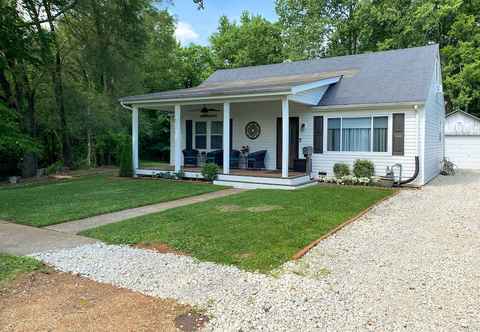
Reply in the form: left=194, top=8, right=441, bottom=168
left=245, top=121, right=261, bottom=140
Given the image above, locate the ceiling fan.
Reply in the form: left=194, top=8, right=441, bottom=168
left=198, top=105, right=221, bottom=118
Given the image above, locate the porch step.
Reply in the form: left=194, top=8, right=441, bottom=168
left=213, top=177, right=316, bottom=190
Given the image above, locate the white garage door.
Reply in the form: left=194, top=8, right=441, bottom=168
left=445, top=136, right=480, bottom=169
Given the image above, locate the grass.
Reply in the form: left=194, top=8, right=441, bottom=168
left=0, top=175, right=222, bottom=227
left=140, top=160, right=171, bottom=169
left=82, top=185, right=394, bottom=272
left=0, top=254, right=43, bottom=285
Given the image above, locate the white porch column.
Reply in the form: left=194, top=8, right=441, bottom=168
left=281, top=97, right=289, bottom=178
left=223, top=102, right=230, bottom=174
left=132, top=106, right=139, bottom=177
left=174, top=104, right=182, bottom=172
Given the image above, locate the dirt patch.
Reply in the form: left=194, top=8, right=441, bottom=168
left=49, top=175, right=74, bottom=180
left=246, top=205, right=283, bottom=213
left=175, top=311, right=209, bottom=332
left=233, top=252, right=256, bottom=260
left=134, top=242, right=188, bottom=256
left=0, top=270, right=195, bottom=332
left=216, top=204, right=283, bottom=213
left=216, top=204, right=243, bottom=212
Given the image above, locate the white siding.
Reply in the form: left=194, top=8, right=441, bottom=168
left=422, top=56, right=445, bottom=183
left=303, top=109, right=422, bottom=185
left=168, top=93, right=443, bottom=186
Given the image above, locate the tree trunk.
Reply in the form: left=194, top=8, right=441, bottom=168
left=43, top=0, right=73, bottom=167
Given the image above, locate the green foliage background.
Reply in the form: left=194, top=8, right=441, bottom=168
left=1, top=0, right=479, bottom=177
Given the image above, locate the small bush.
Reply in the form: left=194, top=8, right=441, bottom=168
left=119, top=137, right=133, bottom=177
left=353, top=159, right=375, bottom=178
left=201, top=163, right=219, bottom=181
left=333, top=163, right=350, bottom=177
left=46, top=160, right=64, bottom=175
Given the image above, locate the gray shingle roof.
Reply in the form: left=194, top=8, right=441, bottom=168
left=120, top=44, right=438, bottom=106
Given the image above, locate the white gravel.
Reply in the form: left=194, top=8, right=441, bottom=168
left=32, top=171, right=480, bottom=331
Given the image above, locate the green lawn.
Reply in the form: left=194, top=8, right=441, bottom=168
left=82, top=185, right=394, bottom=272
left=140, top=160, right=171, bottom=169
left=0, top=175, right=221, bottom=227
left=0, top=254, right=43, bottom=285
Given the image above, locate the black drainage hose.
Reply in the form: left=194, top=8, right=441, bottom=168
left=399, top=156, right=419, bottom=185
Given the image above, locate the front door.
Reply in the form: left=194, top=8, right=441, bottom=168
left=276, top=117, right=300, bottom=169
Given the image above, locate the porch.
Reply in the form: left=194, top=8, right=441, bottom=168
left=132, top=99, right=316, bottom=189
left=121, top=75, right=341, bottom=189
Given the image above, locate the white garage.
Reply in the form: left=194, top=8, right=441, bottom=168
left=445, top=110, right=480, bottom=169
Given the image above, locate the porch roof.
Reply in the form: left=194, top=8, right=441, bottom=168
left=120, top=73, right=342, bottom=106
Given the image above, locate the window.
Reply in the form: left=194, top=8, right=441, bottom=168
left=342, top=117, right=371, bottom=152
left=327, top=118, right=341, bottom=151
left=373, top=117, right=388, bottom=152
left=210, top=121, right=223, bottom=149
left=195, top=122, right=206, bottom=149
left=327, top=116, right=388, bottom=153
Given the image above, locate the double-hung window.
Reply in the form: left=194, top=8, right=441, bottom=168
left=327, top=116, right=388, bottom=152
left=195, top=122, right=207, bottom=149
left=210, top=121, right=223, bottom=149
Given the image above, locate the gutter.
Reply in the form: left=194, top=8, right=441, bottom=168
left=118, top=91, right=291, bottom=106
left=312, top=101, right=425, bottom=111
left=120, top=101, right=135, bottom=111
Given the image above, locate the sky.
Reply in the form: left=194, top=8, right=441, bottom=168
left=161, top=0, right=278, bottom=46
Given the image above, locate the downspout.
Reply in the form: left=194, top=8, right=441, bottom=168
left=399, top=156, right=419, bottom=185
left=397, top=104, right=421, bottom=186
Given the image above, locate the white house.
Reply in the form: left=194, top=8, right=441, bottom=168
left=120, top=44, right=445, bottom=189
left=445, top=110, right=480, bottom=169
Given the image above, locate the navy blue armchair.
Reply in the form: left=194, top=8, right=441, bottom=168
left=230, top=150, right=240, bottom=169
left=247, top=150, right=267, bottom=169
left=206, top=149, right=241, bottom=168
left=182, top=149, right=199, bottom=166
left=206, top=150, right=223, bottom=166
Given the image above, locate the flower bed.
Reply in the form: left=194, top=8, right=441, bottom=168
left=318, top=175, right=373, bottom=186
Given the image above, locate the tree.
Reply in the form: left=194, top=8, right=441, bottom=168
left=177, top=44, right=215, bottom=88
left=276, top=0, right=480, bottom=114
left=0, top=101, right=38, bottom=162
left=21, top=0, right=77, bottom=167
left=210, top=11, right=284, bottom=68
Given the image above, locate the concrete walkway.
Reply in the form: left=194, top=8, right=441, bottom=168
left=0, top=220, right=97, bottom=255
left=46, top=188, right=244, bottom=234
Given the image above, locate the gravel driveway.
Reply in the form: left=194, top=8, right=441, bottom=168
left=33, top=171, right=480, bottom=331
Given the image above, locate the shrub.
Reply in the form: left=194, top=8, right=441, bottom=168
left=201, top=163, right=219, bottom=181
left=333, top=163, right=350, bottom=177
left=119, top=137, right=133, bottom=177
left=46, top=160, right=64, bottom=175
left=353, top=159, right=374, bottom=178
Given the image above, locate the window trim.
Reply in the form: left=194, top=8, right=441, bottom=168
left=324, top=114, right=392, bottom=155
